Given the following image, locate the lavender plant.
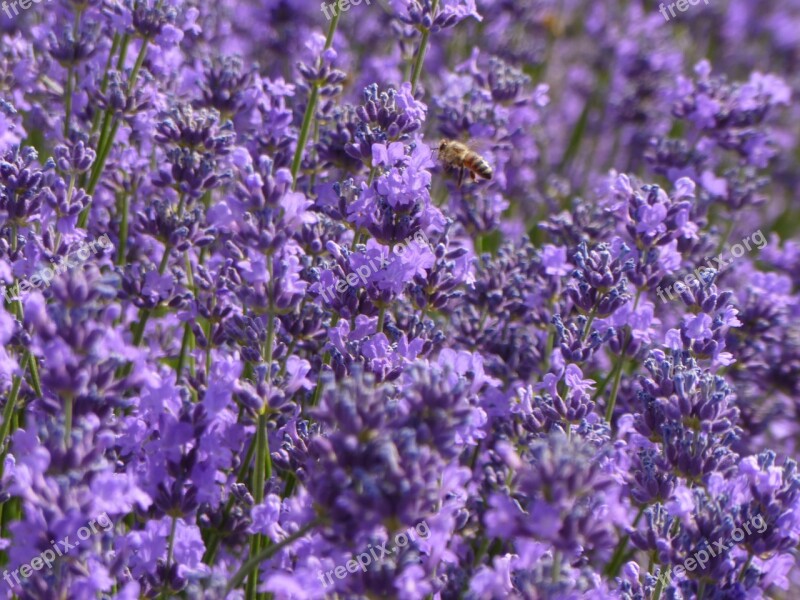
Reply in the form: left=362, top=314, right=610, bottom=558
left=0, top=0, right=798, bottom=599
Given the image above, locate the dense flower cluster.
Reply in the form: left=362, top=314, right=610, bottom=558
left=0, top=0, right=798, bottom=599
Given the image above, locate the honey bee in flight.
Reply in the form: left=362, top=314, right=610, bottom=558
left=437, top=139, right=493, bottom=186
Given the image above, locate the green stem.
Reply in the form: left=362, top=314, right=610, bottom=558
left=117, top=189, right=130, bottom=265
left=253, top=415, right=268, bottom=502
left=27, top=348, right=42, bottom=398
left=581, top=306, right=597, bottom=344
left=376, top=305, right=386, bottom=333
left=6, top=284, right=42, bottom=400
left=409, top=0, right=440, bottom=92
left=605, top=506, right=645, bottom=577
left=604, top=343, right=628, bottom=423
left=652, top=566, right=668, bottom=600
left=282, top=474, right=296, bottom=499
left=64, top=395, right=73, bottom=448
left=552, top=550, right=561, bottom=582
left=88, top=33, right=121, bottom=138
left=115, top=33, right=130, bottom=70
left=226, top=520, right=321, bottom=595
left=79, top=38, right=149, bottom=227
left=202, top=436, right=257, bottom=564
left=79, top=116, right=120, bottom=228
left=176, top=323, right=193, bottom=382
left=119, top=241, right=172, bottom=378
left=290, top=11, right=340, bottom=191
left=160, top=516, right=178, bottom=600
left=205, top=321, right=213, bottom=377
left=604, top=291, right=641, bottom=423
left=0, top=363, right=25, bottom=462
left=131, top=243, right=170, bottom=346
left=310, top=313, right=340, bottom=409
left=247, top=412, right=271, bottom=600
left=0, top=349, right=42, bottom=478
left=128, top=38, right=150, bottom=89
left=738, top=552, right=753, bottom=582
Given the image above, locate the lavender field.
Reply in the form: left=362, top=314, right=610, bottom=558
left=1, top=0, right=799, bottom=598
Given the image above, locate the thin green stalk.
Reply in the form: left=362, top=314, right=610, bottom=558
left=128, top=38, right=149, bottom=89
left=115, top=33, right=131, bottom=70
left=738, top=552, right=753, bottom=582
left=131, top=243, right=171, bottom=346
left=248, top=251, right=275, bottom=599
left=310, top=313, right=340, bottom=409
left=160, top=516, right=178, bottom=600
left=118, top=241, right=172, bottom=378
left=64, top=395, right=73, bottom=448
left=264, top=297, right=275, bottom=372
left=226, top=520, right=321, bottom=595
left=87, top=118, right=121, bottom=194
left=246, top=412, right=270, bottom=600
left=552, top=550, right=561, bottom=582
left=116, top=187, right=131, bottom=265
left=205, top=318, right=213, bottom=377
left=652, top=565, right=668, bottom=600
left=6, top=285, right=42, bottom=398
left=202, top=436, right=257, bottom=564
left=282, top=474, right=296, bottom=499
left=175, top=253, right=198, bottom=382
left=376, top=305, right=386, bottom=333
left=89, top=33, right=121, bottom=134
left=290, top=11, right=340, bottom=191
left=253, top=414, right=268, bottom=501
left=581, top=306, right=597, bottom=344
left=291, top=86, right=319, bottom=189
left=409, top=0, right=440, bottom=92
left=604, top=291, right=641, bottom=423
left=0, top=365, right=24, bottom=460
left=605, top=506, right=645, bottom=577
left=0, top=354, right=39, bottom=477
left=604, top=342, right=628, bottom=423
left=176, top=323, right=192, bottom=382
left=0, top=348, right=40, bottom=548
left=79, top=39, right=150, bottom=227
left=27, top=347, right=42, bottom=398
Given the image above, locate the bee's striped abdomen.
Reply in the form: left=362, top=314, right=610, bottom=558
left=468, top=154, right=493, bottom=179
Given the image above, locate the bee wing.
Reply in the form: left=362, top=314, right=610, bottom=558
left=464, top=139, right=500, bottom=159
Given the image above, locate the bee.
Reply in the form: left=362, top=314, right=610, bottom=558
left=541, top=12, right=565, bottom=37
left=438, top=139, right=493, bottom=186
